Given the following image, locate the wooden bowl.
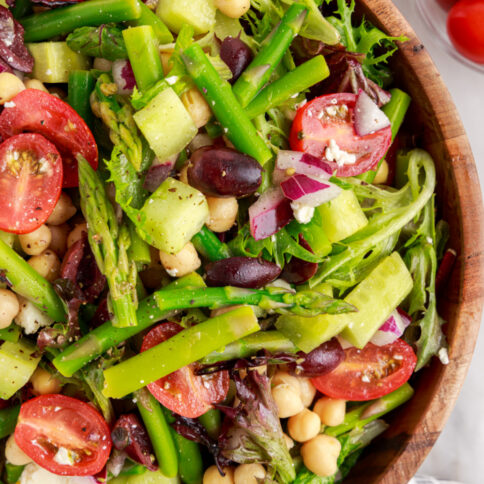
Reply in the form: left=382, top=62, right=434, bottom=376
left=343, top=1, right=484, bottom=482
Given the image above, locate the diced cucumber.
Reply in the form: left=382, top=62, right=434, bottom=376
left=340, top=252, right=413, bottom=348
left=27, top=42, right=90, bottom=83
left=110, top=469, right=179, bottom=484
left=276, top=312, right=347, bottom=353
left=317, top=189, right=368, bottom=243
left=139, top=178, right=209, bottom=254
left=133, top=87, right=197, bottom=161
left=277, top=252, right=413, bottom=352
left=0, top=339, right=40, bottom=400
left=0, top=325, right=21, bottom=343
left=156, top=0, right=216, bottom=34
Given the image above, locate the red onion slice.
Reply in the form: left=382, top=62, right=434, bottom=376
left=249, top=187, right=293, bottom=240
left=354, top=89, right=391, bottom=136
left=112, top=59, right=136, bottom=95
left=276, top=150, right=333, bottom=181
left=281, top=173, right=341, bottom=207
left=370, top=308, right=412, bottom=346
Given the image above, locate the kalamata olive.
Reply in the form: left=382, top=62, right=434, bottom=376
left=220, top=35, right=253, bottom=83
left=188, top=146, right=262, bottom=198
left=281, top=235, right=318, bottom=285
left=287, top=338, right=345, bottom=377
left=112, top=413, right=157, bottom=471
left=205, top=256, right=281, bottom=289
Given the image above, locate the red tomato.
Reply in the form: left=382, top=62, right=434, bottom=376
left=0, top=89, right=98, bottom=187
left=0, top=133, right=63, bottom=234
left=311, top=339, right=417, bottom=401
left=447, top=0, right=484, bottom=64
left=14, top=394, right=112, bottom=476
left=141, top=323, right=229, bottom=418
left=290, top=93, right=392, bottom=177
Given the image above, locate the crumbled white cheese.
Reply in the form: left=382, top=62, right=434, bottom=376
left=3, top=101, right=15, bottom=108
left=325, top=139, right=357, bottom=167
left=438, top=347, right=450, bottom=365
left=53, top=447, right=77, bottom=466
left=15, top=296, right=53, bottom=335
left=290, top=202, right=314, bottom=224
left=165, top=267, right=179, bottom=277
left=165, top=75, right=178, bottom=85
left=20, top=463, right=93, bottom=484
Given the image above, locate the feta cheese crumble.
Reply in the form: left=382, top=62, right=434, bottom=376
left=290, top=201, right=314, bottom=224
left=325, top=139, right=357, bottom=167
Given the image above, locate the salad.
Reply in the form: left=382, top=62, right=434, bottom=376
left=0, top=0, right=455, bottom=483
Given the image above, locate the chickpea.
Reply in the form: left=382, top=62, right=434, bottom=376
left=159, top=242, right=201, bottom=277
left=313, top=397, right=346, bottom=427
left=211, top=304, right=245, bottom=318
left=287, top=409, right=321, bottom=442
left=299, top=377, right=317, bottom=407
left=283, top=432, right=294, bottom=450
left=30, top=367, right=62, bottom=395
left=215, top=0, right=250, bottom=18
left=301, top=434, right=341, bottom=477
left=19, top=225, right=51, bottom=256
left=5, top=434, right=32, bottom=466
left=23, top=78, right=48, bottom=92
left=0, top=289, right=19, bottom=329
left=271, top=383, right=304, bottom=418
left=28, top=250, right=61, bottom=282
left=189, top=133, right=213, bottom=153
left=181, top=87, right=212, bottom=128
left=48, top=224, right=69, bottom=257
left=67, top=222, right=88, bottom=248
left=272, top=370, right=301, bottom=393
left=93, top=58, right=113, bottom=72
left=234, top=463, right=265, bottom=484
left=0, top=73, right=25, bottom=104
left=160, top=52, right=173, bottom=74
left=206, top=197, right=238, bottom=233
left=47, top=193, right=77, bottom=225
left=373, top=159, right=389, bottom=184
left=203, top=465, right=235, bottom=484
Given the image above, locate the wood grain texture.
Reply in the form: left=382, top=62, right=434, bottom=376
left=344, top=1, right=484, bottom=483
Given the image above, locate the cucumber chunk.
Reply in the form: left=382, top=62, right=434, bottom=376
left=0, top=339, right=40, bottom=399
left=139, top=178, right=209, bottom=254
left=133, top=87, right=197, bottom=161
left=156, top=0, right=216, bottom=34
left=27, top=42, right=90, bottom=83
left=317, top=189, right=368, bottom=243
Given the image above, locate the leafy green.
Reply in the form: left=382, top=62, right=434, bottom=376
left=324, top=0, right=408, bottom=86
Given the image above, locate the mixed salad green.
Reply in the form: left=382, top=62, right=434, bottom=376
left=0, top=0, right=455, bottom=483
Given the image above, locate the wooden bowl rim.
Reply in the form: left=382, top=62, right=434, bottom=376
left=356, top=1, right=484, bottom=482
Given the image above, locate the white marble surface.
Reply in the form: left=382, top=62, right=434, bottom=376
left=391, top=1, right=484, bottom=483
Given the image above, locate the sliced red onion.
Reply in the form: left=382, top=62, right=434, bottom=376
left=112, top=59, right=136, bottom=95
left=281, top=173, right=341, bottom=207
left=370, top=308, right=412, bottom=346
left=144, top=154, right=178, bottom=192
left=276, top=150, right=333, bottom=180
left=354, top=89, right=391, bottom=136
left=249, top=187, right=293, bottom=241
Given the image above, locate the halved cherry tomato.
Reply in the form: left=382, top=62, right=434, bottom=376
left=14, top=394, right=112, bottom=476
left=447, top=0, right=484, bottom=64
left=311, top=339, right=417, bottom=401
left=0, top=133, right=62, bottom=234
left=141, top=323, right=229, bottom=418
left=290, top=93, right=392, bottom=177
left=0, top=89, right=98, bottom=187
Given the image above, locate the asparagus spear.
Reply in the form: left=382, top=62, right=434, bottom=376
left=232, top=4, right=308, bottom=107
left=78, top=157, right=138, bottom=329
left=21, top=0, right=142, bottom=43
left=66, top=25, right=127, bottom=61
left=191, top=226, right=232, bottom=262
left=244, top=56, right=330, bottom=119
left=0, top=239, right=66, bottom=322
left=53, top=273, right=205, bottom=377
left=182, top=44, right=273, bottom=167
left=128, top=2, right=174, bottom=44
left=123, top=25, right=165, bottom=92
left=153, top=286, right=356, bottom=316
left=325, top=383, right=414, bottom=437
left=103, top=307, right=260, bottom=398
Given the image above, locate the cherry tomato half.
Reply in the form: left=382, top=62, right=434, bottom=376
left=290, top=93, right=392, bottom=177
left=0, top=89, right=98, bottom=187
left=141, top=323, right=229, bottom=418
left=311, top=339, right=417, bottom=401
left=0, top=133, right=62, bottom=234
left=15, top=394, right=112, bottom=476
left=447, top=0, right=484, bottom=64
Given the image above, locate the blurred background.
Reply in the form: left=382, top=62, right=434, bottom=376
left=391, top=2, right=484, bottom=483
